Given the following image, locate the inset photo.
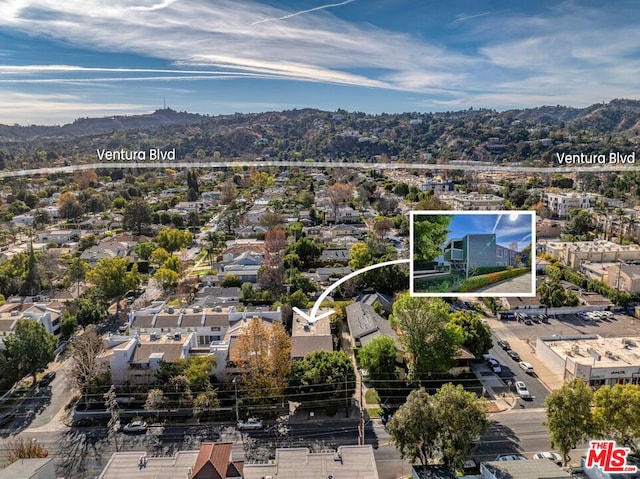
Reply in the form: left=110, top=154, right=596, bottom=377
left=410, top=211, right=535, bottom=297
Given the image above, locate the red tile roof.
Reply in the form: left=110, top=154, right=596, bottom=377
left=192, top=442, right=243, bottom=479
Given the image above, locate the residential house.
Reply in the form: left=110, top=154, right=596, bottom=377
left=330, top=223, right=365, bottom=238
left=536, top=217, right=564, bottom=238
left=311, top=266, right=353, bottom=284
left=243, top=445, right=379, bottom=479
left=421, top=178, right=455, bottom=193
left=102, top=332, right=195, bottom=385
left=354, top=292, right=394, bottom=315
left=36, top=229, right=79, bottom=245
left=80, top=238, right=136, bottom=266
left=290, top=312, right=333, bottom=360
left=0, top=301, right=63, bottom=349
left=219, top=251, right=263, bottom=283
left=325, top=206, right=361, bottom=224
left=12, top=213, right=35, bottom=226
left=345, top=303, right=400, bottom=351
left=235, top=224, right=268, bottom=239
left=319, top=248, right=350, bottom=265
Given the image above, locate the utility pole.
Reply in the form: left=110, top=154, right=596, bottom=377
left=358, top=369, right=364, bottom=445
left=233, top=376, right=240, bottom=422
left=104, top=385, right=120, bottom=452
left=344, top=374, right=349, bottom=418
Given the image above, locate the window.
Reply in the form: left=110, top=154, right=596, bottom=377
left=497, top=248, right=503, bottom=258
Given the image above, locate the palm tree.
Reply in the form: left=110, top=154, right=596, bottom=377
left=614, top=207, right=626, bottom=244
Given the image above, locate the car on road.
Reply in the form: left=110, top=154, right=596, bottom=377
left=533, top=451, right=562, bottom=465
left=488, top=359, right=502, bottom=374
left=506, top=350, right=521, bottom=361
left=519, top=361, right=534, bottom=374
left=497, top=340, right=511, bottom=350
left=515, top=381, right=531, bottom=399
left=237, top=418, right=263, bottom=430
left=122, top=420, right=147, bottom=433
left=496, top=454, right=527, bottom=461
left=38, top=371, right=56, bottom=386
left=0, top=413, right=15, bottom=427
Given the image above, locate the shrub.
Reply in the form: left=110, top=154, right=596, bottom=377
left=458, top=268, right=529, bottom=292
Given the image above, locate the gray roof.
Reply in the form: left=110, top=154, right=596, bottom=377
left=291, top=335, right=334, bottom=359
left=481, top=460, right=570, bottom=479
left=345, top=302, right=399, bottom=348
left=0, top=458, right=55, bottom=479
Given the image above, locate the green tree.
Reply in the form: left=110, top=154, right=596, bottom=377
left=87, top=258, right=140, bottom=316
left=563, top=209, right=593, bottom=238
left=413, top=214, right=453, bottom=262
left=75, top=297, right=105, bottom=328
left=156, top=227, right=193, bottom=254
left=289, top=237, right=322, bottom=268
left=387, top=387, right=439, bottom=465
left=358, top=335, right=398, bottom=388
left=154, top=267, right=180, bottom=291
left=58, top=192, right=84, bottom=222
left=388, top=385, right=488, bottom=469
left=122, top=197, right=152, bottom=235
left=4, top=320, right=58, bottom=385
left=392, top=294, right=463, bottom=380
left=288, top=350, right=355, bottom=415
left=150, top=247, right=170, bottom=267
left=135, top=241, right=157, bottom=261
left=449, top=311, right=492, bottom=359
left=221, top=273, right=242, bottom=287
left=544, top=379, right=594, bottom=466
left=592, top=384, right=640, bottom=449
left=482, top=297, right=501, bottom=316
left=66, top=256, right=89, bottom=298
left=431, top=383, right=489, bottom=471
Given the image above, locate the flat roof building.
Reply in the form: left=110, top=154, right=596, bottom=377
left=537, top=335, right=640, bottom=387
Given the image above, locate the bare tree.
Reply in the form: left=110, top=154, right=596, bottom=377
left=9, top=437, right=48, bottom=462
left=67, top=326, right=107, bottom=405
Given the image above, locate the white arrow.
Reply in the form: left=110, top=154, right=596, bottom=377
left=293, top=258, right=410, bottom=323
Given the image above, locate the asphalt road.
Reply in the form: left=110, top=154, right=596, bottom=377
left=487, top=333, right=549, bottom=409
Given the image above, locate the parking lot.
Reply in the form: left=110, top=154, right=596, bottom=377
left=496, top=311, right=638, bottom=342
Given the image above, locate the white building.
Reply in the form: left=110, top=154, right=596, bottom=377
left=437, top=192, right=504, bottom=211
left=543, top=192, right=595, bottom=218
left=537, top=335, right=640, bottom=387
left=540, top=239, right=640, bottom=270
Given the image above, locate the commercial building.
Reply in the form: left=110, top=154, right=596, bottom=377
left=539, top=239, right=640, bottom=270
left=536, top=335, right=640, bottom=387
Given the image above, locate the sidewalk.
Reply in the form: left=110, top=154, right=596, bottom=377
left=470, top=363, right=515, bottom=413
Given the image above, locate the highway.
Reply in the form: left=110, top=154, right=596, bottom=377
left=0, top=159, right=633, bottom=179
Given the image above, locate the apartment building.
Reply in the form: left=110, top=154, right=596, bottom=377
left=543, top=192, right=595, bottom=218
left=437, top=192, right=504, bottom=211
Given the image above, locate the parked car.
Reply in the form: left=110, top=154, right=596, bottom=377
left=507, top=350, right=521, bottom=361
left=517, top=313, right=533, bottom=325
left=515, top=381, right=531, bottom=399
left=237, top=418, right=263, bottom=430
left=533, top=451, right=562, bottom=465
left=488, top=359, right=502, bottom=374
left=519, top=361, right=534, bottom=374
left=39, top=371, right=56, bottom=386
left=122, top=420, right=147, bottom=433
left=496, top=454, right=527, bottom=461
left=0, top=413, right=15, bottom=427
left=531, top=315, right=540, bottom=323
left=497, top=340, right=511, bottom=350
left=538, top=314, right=549, bottom=323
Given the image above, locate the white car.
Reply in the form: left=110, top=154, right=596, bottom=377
left=515, top=381, right=531, bottom=399
left=519, top=361, right=534, bottom=374
left=533, top=451, right=562, bottom=465
left=122, top=420, right=147, bottom=433
left=488, top=359, right=502, bottom=373
left=237, top=418, right=263, bottom=430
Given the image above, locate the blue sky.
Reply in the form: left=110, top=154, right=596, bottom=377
left=0, top=0, right=639, bottom=124
left=446, top=213, right=532, bottom=251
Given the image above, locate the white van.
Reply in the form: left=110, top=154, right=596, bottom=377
left=519, top=361, right=534, bottom=374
